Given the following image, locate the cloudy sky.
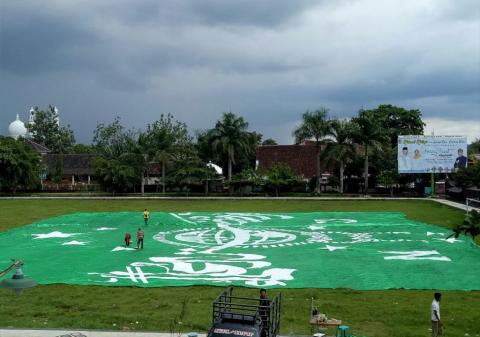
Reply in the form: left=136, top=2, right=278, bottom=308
left=1, top=0, right=479, bottom=144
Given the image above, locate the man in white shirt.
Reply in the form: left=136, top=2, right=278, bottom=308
left=431, top=292, right=442, bottom=336
left=399, top=147, right=412, bottom=172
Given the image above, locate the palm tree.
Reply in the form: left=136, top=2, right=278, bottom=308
left=351, top=110, right=387, bottom=195
left=293, top=108, right=334, bottom=194
left=210, top=112, right=251, bottom=183
left=322, top=119, right=356, bottom=194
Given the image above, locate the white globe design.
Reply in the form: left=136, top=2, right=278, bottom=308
left=8, top=114, right=27, bottom=139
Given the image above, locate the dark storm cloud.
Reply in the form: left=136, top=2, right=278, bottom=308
left=187, top=0, right=319, bottom=27
left=0, top=6, right=97, bottom=76
left=104, top=0, right=320, bottom=27
left=323, top=69, right=480, bottom=104
left=1, top=0, right=479, bottom=144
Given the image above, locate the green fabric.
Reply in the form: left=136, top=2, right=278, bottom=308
left=0, top=212, right=478, bottom=290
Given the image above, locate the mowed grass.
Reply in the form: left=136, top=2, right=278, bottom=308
left=0, top=199, right=479, bottom=337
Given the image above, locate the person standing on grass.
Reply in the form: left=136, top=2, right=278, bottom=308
left=259, top=288, right=270, bottom=337
left=431, top=292, right=443, bottom=336
left=143, top=209, right=150, bottom=225
left=136, top=228, right=144, bottom=250
left=124, top=232, right=132, bottom=247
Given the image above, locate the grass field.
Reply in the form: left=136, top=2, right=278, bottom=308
left=0, top=199, right=479, bottom=337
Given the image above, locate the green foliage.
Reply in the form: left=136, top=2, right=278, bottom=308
left=53, top=154, right=64, bottom=184
left=139, top=114, right=192, bottom=192
left=322, top=119, right=356, bottom=193
left=357, top=105, right=425, bottom=190
left=265, top=163, right=300, bottom=196
left=327, top=175, right=340, bottom=187
left=449, top=210, right=480, bottom=239
left=71, top=144, right=94, bottom=154
left=370, top=145, right=397, bottom=174
left=293, top=108, right=333, bottom=146
left=351, top=109, right=387, bottom=154
left=169, top=146, right=209, bottom=193
left=0, top=136, right=43, bottom=193
left=139, top=113, right=191, bottom=160
left=232, top=168, right=262, bottom=185
left=94, top=154, right=145, bottom=194
left=196, top=129, right=222, bottom=167
left=368, top=104, right=425, bottom=147
left=351, top=109, right=389, bottom=193
left=209, top=112, right=254, bottom=181
left=262, top=138, right=277, bottom=145
left=92, top=117, right=138, bottom=159
left=293, top=107, right=334, bottom=193
left=468, top=138, right=480, bottom=157
left=27, top=105, right=76, bottom=153
left=454, top=161, right=480, bottom=188
left=377, top=170, right=398, bottom=196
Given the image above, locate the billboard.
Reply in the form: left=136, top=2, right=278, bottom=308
left=397, top=135, right=467, bottom=173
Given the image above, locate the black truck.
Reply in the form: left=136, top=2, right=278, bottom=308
left=207, top=287, right=281, bottom=337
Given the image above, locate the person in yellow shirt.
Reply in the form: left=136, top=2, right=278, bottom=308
left=143, top=209, right=150, bottom=225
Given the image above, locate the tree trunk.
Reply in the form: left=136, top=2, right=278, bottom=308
left=141, top=175, right=145, bottom=195
left=315, top=146, right=321, bottom=194
left=228, top=158, right=232, bottom=182
left=339, top=162, right=344, bottom=194
left=390, top=185, right=394, bottom=197
left=162, top=161, right=166, bottom=194
left=228, top=155, right=232, bottom=195
left=364, top=144, right=369, bottom=195
left=275, top=187, right=278, bottom=197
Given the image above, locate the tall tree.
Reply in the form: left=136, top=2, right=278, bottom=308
left=351, top=109, right=388, bottom=194
left=94, top=155, right=143, bottom=195
left=293, top=108, right=334, bottom=194
left=369, top=104, right=425, bottom=147
left=0, top=137, right=43, bottom=194
left=322, top=119, right=356, bottom=194
left=210, top=112, right=251, bottom=182
left=169, top=144, right=209, bottom=196
left=139, top=114, right=191, bottom=194
left=92, top=117, right=137, bottom=159
left=27, top=105, right=75, bottom=153
left=92, top=117, right=144, bottom=193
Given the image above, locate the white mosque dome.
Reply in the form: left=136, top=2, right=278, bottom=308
left=8, top=114, right=27, bottom=139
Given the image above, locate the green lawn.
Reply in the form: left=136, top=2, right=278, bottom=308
left=0, top=199, right=478, bottom=337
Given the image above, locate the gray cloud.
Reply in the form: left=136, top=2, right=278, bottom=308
left=1, top=0, right=479, bottom=145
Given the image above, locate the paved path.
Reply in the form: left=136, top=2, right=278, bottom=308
left=432, top=198, right=479, bottom=211
left=0, top=329, right=206, bottom=337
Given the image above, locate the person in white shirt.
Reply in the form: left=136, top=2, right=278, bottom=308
left=431, top=292, right=442, bottom=336
left=399, top=147, right=413, bottom=172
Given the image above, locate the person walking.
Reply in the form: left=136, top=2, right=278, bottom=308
left=143, top=209, right=150, bottom=225
left=136, top=228, right=144, bottom=250
left=431, top=292, right=443, bottom=337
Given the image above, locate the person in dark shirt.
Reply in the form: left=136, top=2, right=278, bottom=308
left=454, top=148, right=467, bottom=170
left=136, top=228, right=144, bottom=250
left=259, top=288, right=270, bottom=337
left=124, top=232, right=132, bottom=247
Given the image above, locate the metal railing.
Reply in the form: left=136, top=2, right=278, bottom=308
left=466, top=198, right=480, bottom=213
left=211, top=287, right=281, bottom=337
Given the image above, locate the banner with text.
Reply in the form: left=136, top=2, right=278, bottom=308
left=397, top=135, right=467, bottom=173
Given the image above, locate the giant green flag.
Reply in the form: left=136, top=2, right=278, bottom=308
left=0, top=212, right=478, bottom=290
